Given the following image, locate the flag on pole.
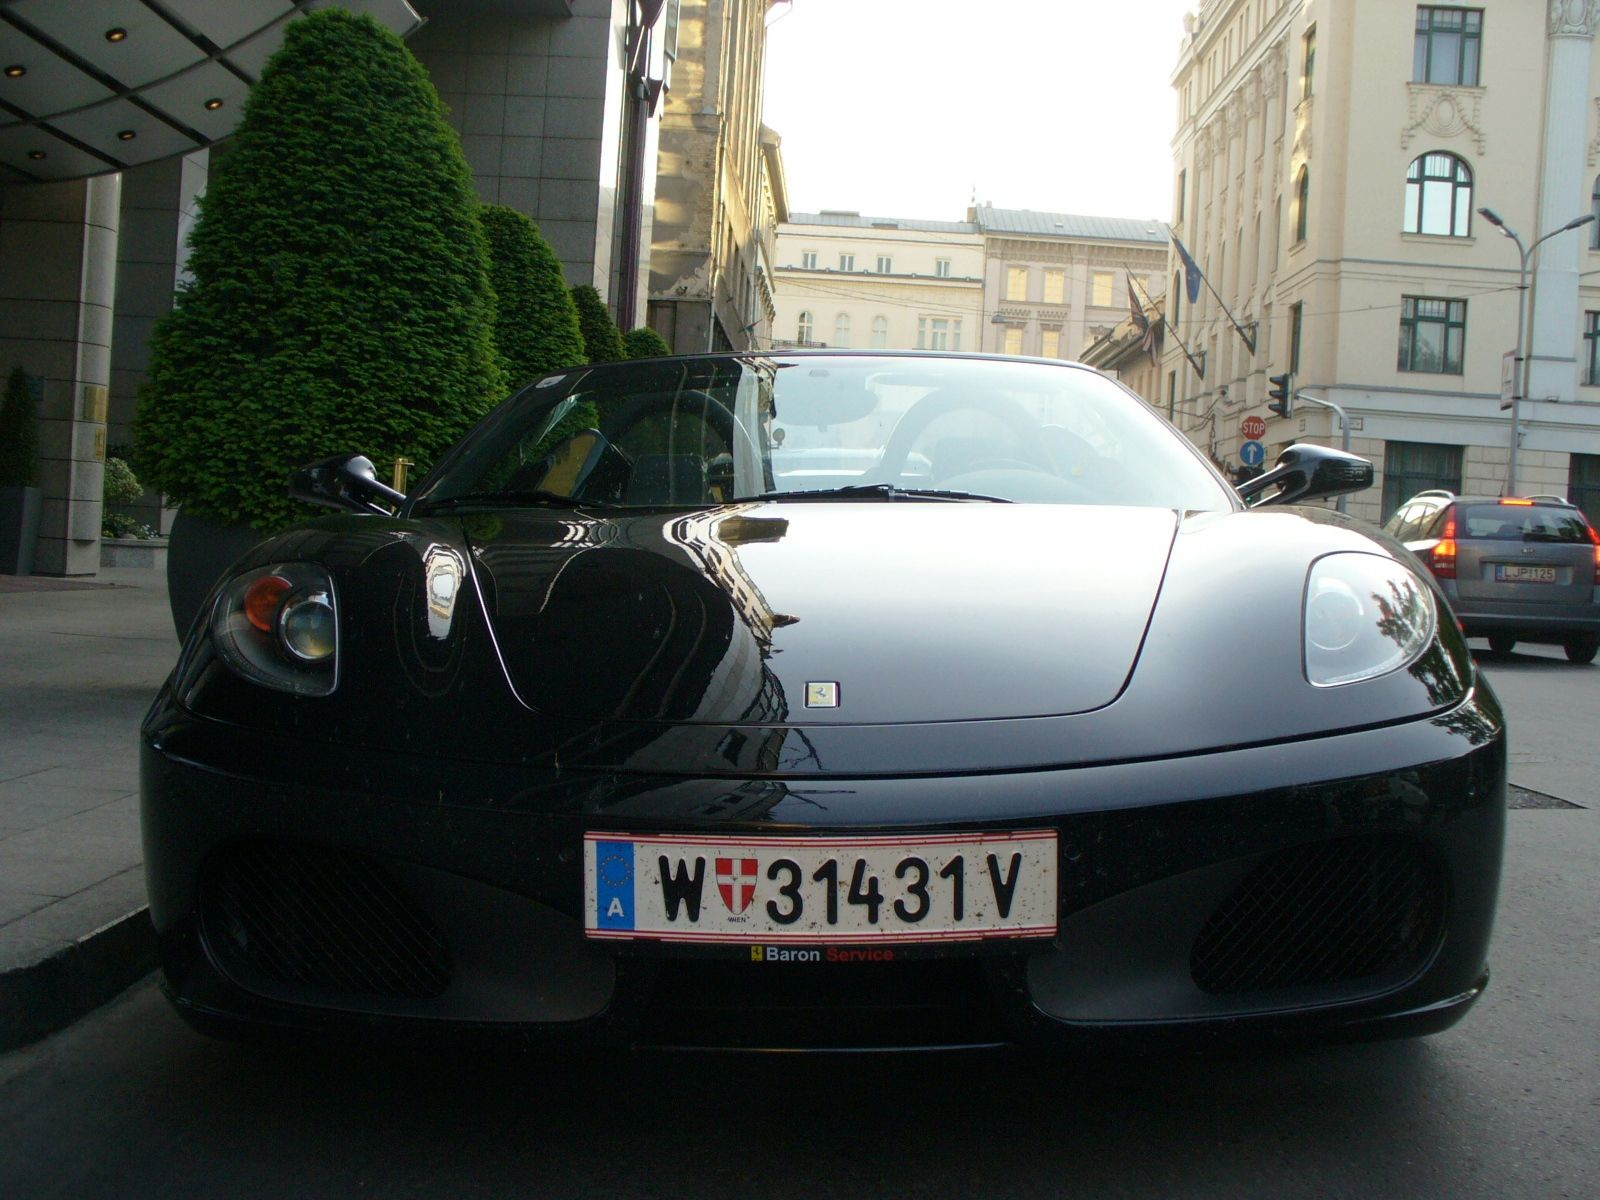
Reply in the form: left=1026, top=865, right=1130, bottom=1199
left=1172, top=235, right=1203, bottom=304
left=1127, top=277, right=1149, bottom=333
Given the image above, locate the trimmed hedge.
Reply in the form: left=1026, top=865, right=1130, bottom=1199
left=623, top=326, right=672, bottom=359
left=132, top=8, right=504, bottom=532
left=0, top=367, right=39, bottom=487
left=572, top=285, right=625, bottom=364
left=479, top=204, right=585, bottom=392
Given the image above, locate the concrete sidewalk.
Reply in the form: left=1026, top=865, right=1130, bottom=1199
left=0, top=567, right=178, bottom=1051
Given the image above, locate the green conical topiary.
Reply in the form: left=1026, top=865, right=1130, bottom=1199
left=623, top=326, right=672, bottom=359
left=479, top=204, right=586, bottom=392
left=0, top=367, right=39, bottom=488
left=571, top=285, right=626, bottom=364
left=132, top=8, right=504, bottom=532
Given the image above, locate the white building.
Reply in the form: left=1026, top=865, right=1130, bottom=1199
left=1168, top=0, right=1600, bottom=523
left=770, top=211, right=984, bottom=350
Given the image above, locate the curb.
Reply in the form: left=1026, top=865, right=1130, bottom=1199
left=0, top=906, right=157, bottom=1054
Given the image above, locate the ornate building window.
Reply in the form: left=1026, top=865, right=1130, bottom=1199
left=1043, top=269, right=1065, bottom=304
left=838, top=253, right=855, bottom=272
left=1404, top=152, right=1473, bottom=236
left=934, top=258, right=952, bottom=277
left=1413, top=7, right=1482, bottom=87
left=875, top=255, right=892, bottom=274
left=871, top=315, right=888, bottom=348
left=1301, top=24, right=1316, bottom=100
left=1398, top=296, right=1466, bottom=374
left=797, top=310, right=813, bottom=343
left=1591, top=176, right=1600, bottom=249
left=833, top=312, right=851, bottom=347
left=1091, top=271, right=1114, bottom=307
left=1294, top=167, right=1310, bottom=242
left=1003, top=326, right=1024, bottom=356
left=1006, top=266, right=1029, bottom=301
left=800, top=250, right=817, bottom=269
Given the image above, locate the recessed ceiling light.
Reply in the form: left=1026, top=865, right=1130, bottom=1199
left=27, top=150, right=45, bottom=160
left=204, top=97, right=223, bottom=111
left=105, top=28, right=128, bottom=43
left=3, top=65, right=25, bottom=79
left=117, top=129, right=136, bottom=141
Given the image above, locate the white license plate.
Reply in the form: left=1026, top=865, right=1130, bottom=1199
left=1495, top=564, right=1557, bottom=583
left=584, top=831, right=1058, bottom=946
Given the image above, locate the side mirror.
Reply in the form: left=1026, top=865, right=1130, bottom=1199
left=289, top=453, right=406, bottom=516
left=1238, top=443, right=1373, bottom=506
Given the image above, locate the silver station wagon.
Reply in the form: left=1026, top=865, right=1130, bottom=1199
left=1385, top=490, right=1600, bottom=662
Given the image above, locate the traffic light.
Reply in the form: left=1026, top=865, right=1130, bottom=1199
left=1267, top=372, right=1294, bottom=418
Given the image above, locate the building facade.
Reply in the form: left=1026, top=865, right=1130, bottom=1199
left=974, top=205, right=1169, bottom=362
left=1168, top=0, right=1600, bottom=524
left=770, top=212, right=985, bottom=351
left=647, top=0, right=778, bottom=352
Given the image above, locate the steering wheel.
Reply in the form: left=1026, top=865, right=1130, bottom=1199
left=876, top=389, right=1056, bottom=482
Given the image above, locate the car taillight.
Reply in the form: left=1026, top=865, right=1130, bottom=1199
left=1588, top=522, right=1600, bottom=585
left=1430, top=514, right=1457, bottom=579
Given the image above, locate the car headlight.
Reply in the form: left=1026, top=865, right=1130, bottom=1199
left=1304, top=552, right=1436, bottom=687
left=211, top=563, right=339, bottom=696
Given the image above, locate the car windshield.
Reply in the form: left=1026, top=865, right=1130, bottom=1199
left=411, top=353, right=1234, bottom=511
left=1454, top=504, right=1595, bottom=543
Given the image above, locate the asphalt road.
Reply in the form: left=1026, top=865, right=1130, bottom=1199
left=0, top=645, right=1594, bottom=1200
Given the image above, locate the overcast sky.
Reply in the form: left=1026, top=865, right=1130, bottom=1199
left=761, top=0, right=1198, bottom=223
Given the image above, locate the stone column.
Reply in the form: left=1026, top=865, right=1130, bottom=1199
left=111, top=151, right=209, bottom=535
left=0, top=175, right=121, bottom=575
left=1527, top=1, right=1598, bottom=404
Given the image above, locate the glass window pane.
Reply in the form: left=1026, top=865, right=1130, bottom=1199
left=1429, top=31, right=1460, bottom=83
left=1420, top=182, right=1453, bottom=234
left=1412, top=322, right=1445, bottom=372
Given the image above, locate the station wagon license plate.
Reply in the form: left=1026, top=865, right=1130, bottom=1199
left=584, top=831, right=1058, bottom=945
left=1495, top=564, right=1557, bottom=583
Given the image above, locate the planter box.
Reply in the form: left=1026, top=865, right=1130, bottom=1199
left=100, top=536, right=169, bottom=570
left=0, top=484, right=42, bottom=575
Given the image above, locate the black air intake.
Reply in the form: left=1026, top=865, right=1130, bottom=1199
left=1190, top=835, right=1443, bottom=995
left=201, top=841, right=452, bottom=999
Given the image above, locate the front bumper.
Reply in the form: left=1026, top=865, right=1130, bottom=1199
left=142, top=692, right=1506, bottom=1052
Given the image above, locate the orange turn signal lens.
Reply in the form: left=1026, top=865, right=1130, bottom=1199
left=243, top=575, right=292, bottom=632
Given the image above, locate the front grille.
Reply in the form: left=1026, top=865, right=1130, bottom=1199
left=201, top=841, right=452, bottom=999
left=1190, top=835, right=1443, bottom=996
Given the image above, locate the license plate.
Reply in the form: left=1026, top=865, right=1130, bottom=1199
left=584, top=831, right=1058, bottom=945
left=1495, top=564, right=1557, bottom=583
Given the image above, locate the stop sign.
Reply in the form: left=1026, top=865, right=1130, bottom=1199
left=1241, top=415, right=1267, bottom=439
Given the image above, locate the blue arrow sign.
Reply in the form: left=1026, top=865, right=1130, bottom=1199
left=1240, top=439, right=1265, bottom=468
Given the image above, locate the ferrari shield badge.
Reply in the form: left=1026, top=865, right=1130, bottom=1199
left=804, top=681, right=840, bottom=708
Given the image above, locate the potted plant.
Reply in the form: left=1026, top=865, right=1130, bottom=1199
left=478, top=204, right=586, bottom=391
left=132, top=8, right=504, bottom=636
left=0, top=366, right=41, bottom=576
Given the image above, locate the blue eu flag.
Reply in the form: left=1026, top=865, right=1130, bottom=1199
left=595, top=841, right=635, bottom=930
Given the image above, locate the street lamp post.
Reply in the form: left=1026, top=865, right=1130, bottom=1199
left=1476, top=206, right=1596, bottom=495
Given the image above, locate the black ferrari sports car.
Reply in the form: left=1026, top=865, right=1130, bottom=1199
left=141, top=351, right=1505, bottom=1051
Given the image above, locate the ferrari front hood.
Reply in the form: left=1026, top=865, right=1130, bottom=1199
left=465, top=502, right=1179, bottom=725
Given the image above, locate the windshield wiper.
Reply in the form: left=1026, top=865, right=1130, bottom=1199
left=745, top=483, right=1012, bottom=503
left=418, top=489, right=613, bottom=512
